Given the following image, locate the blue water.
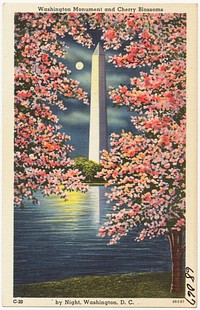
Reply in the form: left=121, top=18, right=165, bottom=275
left=14, top=186, right=171, bottom=286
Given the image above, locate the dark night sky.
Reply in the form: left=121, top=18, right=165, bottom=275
left=52, top=30, right=147, bottom=158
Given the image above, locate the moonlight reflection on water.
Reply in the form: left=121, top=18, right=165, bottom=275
left=14, top=186, right=171, bottom=286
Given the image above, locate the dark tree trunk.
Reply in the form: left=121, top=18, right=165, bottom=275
left=168, top=229, right=185, bottom=294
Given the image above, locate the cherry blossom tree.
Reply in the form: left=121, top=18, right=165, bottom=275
left=14, top=13, right=94, bottom=207
left=93, top=13, right=186, bottom=294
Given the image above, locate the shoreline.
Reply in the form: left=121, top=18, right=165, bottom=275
left=14, top=272, right=185, bottom=298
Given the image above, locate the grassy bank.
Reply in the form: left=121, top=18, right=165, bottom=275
left=14, top=272, right=184, bottom=298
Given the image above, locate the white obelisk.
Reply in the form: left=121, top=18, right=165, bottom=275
left=89, top=43, right=107, bottom=163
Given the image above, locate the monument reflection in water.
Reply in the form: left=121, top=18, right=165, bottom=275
left=14, top=186, right=171, bottom=286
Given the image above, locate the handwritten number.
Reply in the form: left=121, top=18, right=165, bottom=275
left=185, top=267, right=195, bottom=282
left=185, top=267, right=195, bottom=305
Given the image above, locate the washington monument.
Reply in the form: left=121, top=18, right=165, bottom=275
left=89, top=43, right=107, bottom=163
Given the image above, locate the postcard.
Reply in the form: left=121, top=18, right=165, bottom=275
left=2, top=2, right=198, bottom=308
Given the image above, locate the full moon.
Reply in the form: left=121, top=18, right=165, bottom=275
left=75, top=61, right=84, bottom=70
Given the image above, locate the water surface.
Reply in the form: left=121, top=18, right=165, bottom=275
left=14, top=186, right=171, bottom=286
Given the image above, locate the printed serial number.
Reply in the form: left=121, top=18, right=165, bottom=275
left=13, top=299, right=23, bottom=304
left=172, top=300, right=185, bottom=303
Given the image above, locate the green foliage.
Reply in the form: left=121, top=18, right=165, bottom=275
left=73, top=157, right=104, bottom=183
